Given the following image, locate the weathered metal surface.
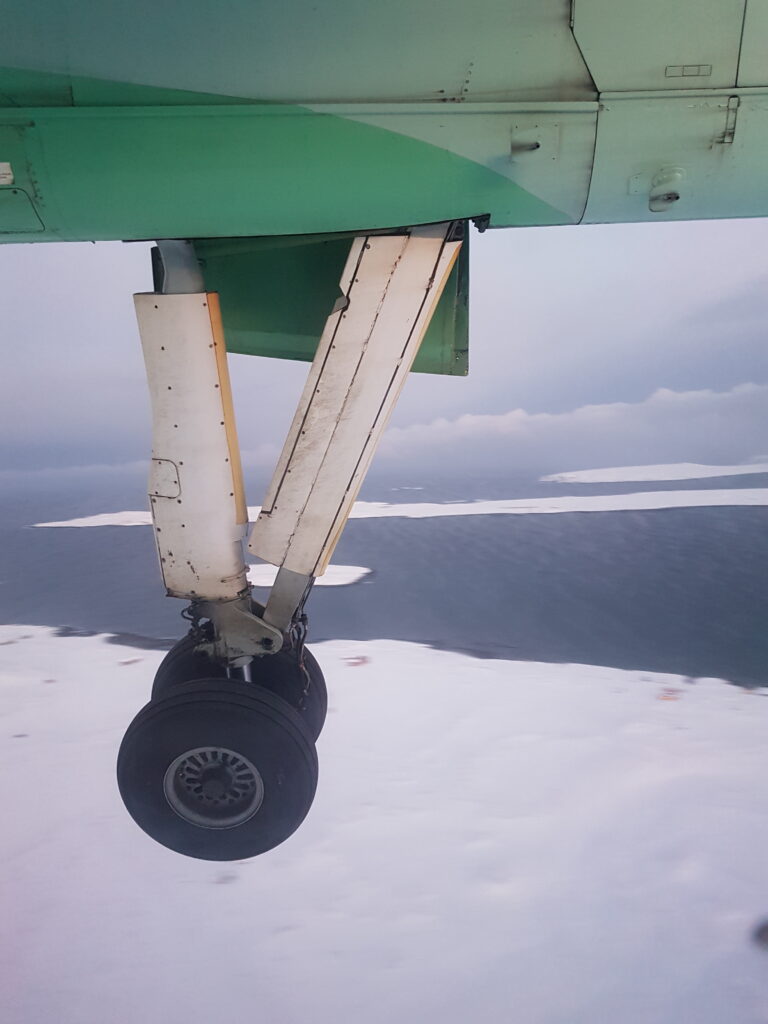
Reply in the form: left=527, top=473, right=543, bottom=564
left=249, top=226, right=461, bottom=577
left=194, top=596, right=284, bottom=659
left=263, top=569, right=315, bottom=634
left=136, top=292, right=248, bottom=601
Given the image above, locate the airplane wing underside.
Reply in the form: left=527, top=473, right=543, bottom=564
left=0, top=0, right=765, bottom=246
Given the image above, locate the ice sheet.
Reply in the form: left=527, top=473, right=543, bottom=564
left=33, top=487, right=768, bottom=528
left=2, top=625, right=767, bottom=1024
left=247, top=563, right=371, bottom=587
left=542, top=462, right=768, bottom=484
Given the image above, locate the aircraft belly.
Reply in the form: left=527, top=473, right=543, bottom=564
left=324, top=105, right=599, bottom=225
left=0, top=1, right=766, bottom=238
left=0, top=105, right=566, bottom=242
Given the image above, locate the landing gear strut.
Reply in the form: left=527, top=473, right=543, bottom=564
left=150, top=616, right=328, bottom=740
left=117, top=226, right=462, bottom=859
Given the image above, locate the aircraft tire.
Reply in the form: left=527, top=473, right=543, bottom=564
left=117, top=678, right=318, bottom=860
left=152, top=630, right=328, bottom=740
left=152, top=630, right=226, bottom=691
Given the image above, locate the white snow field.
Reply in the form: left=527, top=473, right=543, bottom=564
left=32, top=487, right=768, bottom=528
left=2, top=625, right=768, bottom=1024
left=542, top=463, right=768, bottom=484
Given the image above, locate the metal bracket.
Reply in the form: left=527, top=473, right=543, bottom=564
left=153, top=239, right=205, bottom=295
left=715, top=96, right=740, bottom=146
left=194, top=595, right=284, bottom=661
left=264, top=567, right=315, bottom=633
left=649, top=167, right=685, bottom=213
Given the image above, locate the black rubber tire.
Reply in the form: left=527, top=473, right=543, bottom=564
left=152, top=632, right=226, bottom=693
left=152, top=631, right=328, bottom=740
left=117, top=678, right=318, bottom=861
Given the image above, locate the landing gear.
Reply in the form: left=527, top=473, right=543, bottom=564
left=118, top=617, right=326, bottom=858
left=118, top=226, right=462, bottom=859
left=117, top=679, right=318, bottom=860
left=151, top=623, right=328, bottom=740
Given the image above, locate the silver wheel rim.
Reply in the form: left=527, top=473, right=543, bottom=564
left=163, top=746, right=264, bottom=829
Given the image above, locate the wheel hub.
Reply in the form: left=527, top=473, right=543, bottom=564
left=163, top=746, right=264, bottom=829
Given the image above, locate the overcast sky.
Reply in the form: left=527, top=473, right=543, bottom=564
left=1, top=217, right=766, bottom=483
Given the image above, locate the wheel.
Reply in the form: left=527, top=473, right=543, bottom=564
left=117, top=678, right=318, bottom=860
left=152, top=628, right=328, bottom=740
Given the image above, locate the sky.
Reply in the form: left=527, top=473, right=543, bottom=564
left=1, top=217, right=766, bottom=484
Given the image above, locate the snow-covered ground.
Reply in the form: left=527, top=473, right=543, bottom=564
left=2, top=625, right=768, bottom=1024
left=542, top=463, right=768, bottom=484
left=32, top=487, right=768, bottom=528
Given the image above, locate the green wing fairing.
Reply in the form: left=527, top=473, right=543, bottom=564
left=0, top=101, right=567, bottom=244
left=195, top=233, right=469, bottom=376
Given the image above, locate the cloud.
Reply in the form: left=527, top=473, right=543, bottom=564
left=380, top=383, right=768, bottom=475
left=4, top=222, right=768, bottom=475
left=393, top=220, right=768, bottom=427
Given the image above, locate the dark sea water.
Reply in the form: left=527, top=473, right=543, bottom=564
left=1, top=466, right=767, bottom=687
